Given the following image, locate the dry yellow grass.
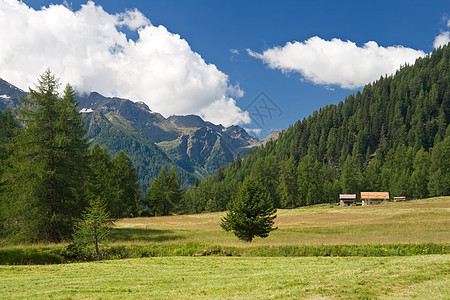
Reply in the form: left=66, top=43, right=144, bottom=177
left=113, top=196, right=450, bottom=246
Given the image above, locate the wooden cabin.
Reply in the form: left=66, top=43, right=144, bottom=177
left=360, top=192, right=389, bottom=206
left=339, top=194, right=357, bottom=206
left=393, top=196, right=406, bottom=202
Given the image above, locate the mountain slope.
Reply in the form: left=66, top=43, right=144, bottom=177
left=78, top=93, right=259, bottom=179
left=78, top=92, right=180, bottom=142
left=185, top=44, right=450, bottom=213
left=158, top=115, right=259, bottom=176
left=0, top=78, right=26, bottom=110
left=0, top=81, right=259, bottom=191
left=84, top=111, right=196, bottom=191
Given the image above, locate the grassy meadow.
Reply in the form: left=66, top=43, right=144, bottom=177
left=1, top=255, right=449, bottom=299
left=112, top=196, right=450, bottom=246
left=0, top=196, right=449, bottom=298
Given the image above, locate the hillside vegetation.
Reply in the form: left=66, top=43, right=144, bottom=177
left=184, top=45, right=450, bottom=214
left=84, top=111, right=196, bottom=191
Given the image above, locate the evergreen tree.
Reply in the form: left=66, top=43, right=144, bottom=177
left=0, top=108, right=17, bottom=189
left=0, top=108, right=18, bottom=235
left=86, top=144, right=116, bottom=216
left=340, top=155, right=362, bottom=194
left=71, top=196, right=112, bottom=260
left=251, top=155, right=280, bottom=207
left=279, top=157, right=298, bottom=208
left=2, top=71, right=89, bottom=242
left=410, top=148, right=430, bottom=198
left=167, top=166, right=183, bottom=211
left=145, top=169, right=166, bottom=216
left=205, top=181, right=229, bottom=212
left=428, top=136, right=450, bottom=196
left=221, top=176, right=277, bottom=242
left=363, top=158, right=382, bottom=191
left=382, top=145, right=414, bottom=197
left=145, top=167, right=183, bottom=216
left=323, top=179, right=341, bottom=204
left=297, top=155, right=324, bottom=206
left=111, top=151, right=141, bottom=218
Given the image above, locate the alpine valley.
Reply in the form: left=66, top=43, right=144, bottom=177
left=0, top=79, right=259, bottom=192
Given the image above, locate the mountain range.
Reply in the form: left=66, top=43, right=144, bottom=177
left=0, top=78, right=259, bottom=192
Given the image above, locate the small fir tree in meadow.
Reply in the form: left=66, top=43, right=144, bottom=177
left=221, top=176, right=277, bottom=242
left=72, top=197, right=112, bottom=260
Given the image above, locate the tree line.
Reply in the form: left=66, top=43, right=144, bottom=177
left=182, top=44, right=450, bottom=213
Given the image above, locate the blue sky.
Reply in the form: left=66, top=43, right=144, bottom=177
left=2, top=0, right=450, bottom=138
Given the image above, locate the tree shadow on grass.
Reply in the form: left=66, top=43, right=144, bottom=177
left=109, top=228, right=186, bottom=243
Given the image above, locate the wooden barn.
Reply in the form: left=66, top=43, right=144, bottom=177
left=360, top=192, right=389, bottom=206
left=393, top=196, right=406, bottom=202
left=339, top=194, right=357, bottom=206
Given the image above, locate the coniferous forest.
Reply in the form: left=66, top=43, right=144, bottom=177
left=0, top=71, right=141, bottom=243
left=181, top=44, right=450, bottom=214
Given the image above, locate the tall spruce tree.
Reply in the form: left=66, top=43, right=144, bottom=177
left=221, top=176, right=277, bottom=242
left=110, top=151, right=141, bottom=218
left=279, top=157, right=298, bottom=208
left=340, top=155, right=362, bottom=194
left=297, top=155, right=324, bottom=206
left=0, top=108, right=17, bottom=188
left=0, top=108, right=18, bottom=235
left=145, top=167, right=183, bottom=216
left=3, top=71, right=89, bottom=243
left=428, top=136, right=450, bottom=196
left=86, top=144, right=115, bottom=214
left=167, top=167, right=183, bottom=211
left=410, top=148, right=430, bottom=198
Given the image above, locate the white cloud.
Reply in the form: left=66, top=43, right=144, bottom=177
left=434, top=31, right=450, bottom=49
left=230, top=49, right=239, bottom=55
left=200, top=97, right=250, bottom=126
left=116, top=8, right=150, bottom=30
left=243, top=128, right=263, bottom=136
left=227, top=83, right=244, bottom=98
left=248, top=36, right=425, bottom=89
left=433, top=19, right=450, bottom=49
left=0, top=0, right=249, bottom=126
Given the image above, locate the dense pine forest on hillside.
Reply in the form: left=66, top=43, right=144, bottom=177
left=182, top=45, right=449, bottom=214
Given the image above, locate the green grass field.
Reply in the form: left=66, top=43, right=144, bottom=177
left=1, top=255, right=449, bottom=299
left=0, top=197, right=449, bottom=298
